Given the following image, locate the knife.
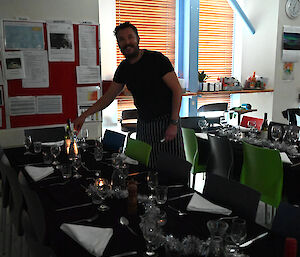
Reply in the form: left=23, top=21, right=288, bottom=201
left=239, top=232, right=269, bottom=248
left=55, top=202, right=92, bottom=212
left=107, top=251, right=138, bottom=257
left=168, top=192, right=194, bottom=201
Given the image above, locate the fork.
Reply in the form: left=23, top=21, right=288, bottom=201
left=168, top=205, right=188, bottom=216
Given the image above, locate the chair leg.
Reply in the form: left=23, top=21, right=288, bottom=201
left=192, top=173, right=196, bottom=189
left=264, top=203, right=268, bottom=225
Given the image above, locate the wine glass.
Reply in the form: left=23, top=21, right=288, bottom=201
left=271, top=125, right=283, bottom=142
left=80, top=128, right=89, bottom=151
left=230, top=218, right=247, bottom=253
left=72, top=154, right=82, bottom=179
left=95, top=179, right=110, bottom=211
left=24, top=136, right=32, bottom=155
left=140, top=218, right=163, bottom=256
left=147, top=171, right=158, bottom=201
left=50, top=145, right=61, bottom=165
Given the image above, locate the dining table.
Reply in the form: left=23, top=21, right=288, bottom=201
left=3, top=142, right=288, bottom=257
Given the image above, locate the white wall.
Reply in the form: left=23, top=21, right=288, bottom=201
left=0, top=0, right=100, bottom=147
left=272, top=0, right=300, bottom=123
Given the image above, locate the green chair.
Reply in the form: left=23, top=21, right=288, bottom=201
left=181, top=128, right=206, bottom=189
left=240, top=141, right=283, bottom=222
left=124, top=138, right=152, bottom=166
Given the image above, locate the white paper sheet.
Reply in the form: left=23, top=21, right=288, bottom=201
left=78, top=25, right=97, bottom=66
left=36, top=95, right=62, bottom=114
left=282, top=25, right=300, bottom=62
left=280, top=152, right=292, bottom=164
left=77, top=104, right=101, bottom=122
left=4, top=51, right=26, bottom=79
left=9, top=96, right=36, bottom=116
left=47, top=22, right=75, bottom=62
left=22, top=50, right=49, bottom=88
left=3, top=21, right=44, bottom=50
left=76, top=66, right=100, bottom=84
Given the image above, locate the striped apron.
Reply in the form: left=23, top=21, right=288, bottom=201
left=136, top=114, right=186, bottom=169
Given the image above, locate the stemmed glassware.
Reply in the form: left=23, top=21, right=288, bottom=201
left=24, top=136, right=32, bottom=155
left=80, top=128, right=89, bottom=151
left=230, top=218, right=247, bottom=254
left=50, top=145, right=61, bottom=165
left=147, top=171, right=158, bottom=201
left=72, top=154, right=82, bottom=179
left=271, top=125, right=283, bottom=149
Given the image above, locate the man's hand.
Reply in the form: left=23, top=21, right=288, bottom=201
left=164, top=124, right=178, bottom=141
left=73, top=115, right=86, bottom=133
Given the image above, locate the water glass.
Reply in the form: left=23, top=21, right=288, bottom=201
left=207, top=220, right=229, bottom=239
left=33, top=141, right=42, bottom=154
left=155, top=185, right=168, bottom=205
left=24, top=136, right=32, bottom=155
left=230, top=218, right=247, bottom=249
left=208, top=236, right=224, bottom=257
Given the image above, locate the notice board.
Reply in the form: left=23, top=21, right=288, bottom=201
left=0, top=20, right=101, bottom=129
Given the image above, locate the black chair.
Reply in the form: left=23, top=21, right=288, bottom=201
left=156, top=152, right=192, bottom=186
left=24, top=126, right=65, bottom=143
left=21, top=210, right=57, bottom=257
left=120, top=109, right=138, bottom=137
left=271, top=202, right=300, bottom=239
left=203, top=173, right=261, bottom=221
left=180, top=116, right=206, bottom=133
left=282, top=108, right=300, bottom=125
left=206, top=134, right=233, bottom=179
left=102, top=129, right=126, bottom=152
left=197, top=103, right=228, bottom=127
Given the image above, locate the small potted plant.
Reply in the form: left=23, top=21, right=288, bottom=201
left=198, top=71, right=209, bottom=91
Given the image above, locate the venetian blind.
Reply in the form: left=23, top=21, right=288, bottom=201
left=115, top=0, right=176, bottom=67
left=198, top=0, right=234, bottom=82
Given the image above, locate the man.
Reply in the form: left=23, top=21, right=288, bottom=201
left=74, top=22, right=185, bottom=168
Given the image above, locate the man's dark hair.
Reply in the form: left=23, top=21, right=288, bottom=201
left=114, top=21, right=139, bottom=38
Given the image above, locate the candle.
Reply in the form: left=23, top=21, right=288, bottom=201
left=74, top=141, right=78, bottom=155
left=66, top=139, right=71, bottom=154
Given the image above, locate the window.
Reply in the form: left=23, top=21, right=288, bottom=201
left=115, top=0, right=176, bottom=120
left=198, top=0, right=234, bottom=82
left=115, top=0, right=176, bottom=67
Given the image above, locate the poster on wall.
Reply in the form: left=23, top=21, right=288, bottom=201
left=3, top=21, right=44, bottom=50
left=78, top=25, right=97, bottom=66
left=76, top=86, right=101, bottom=122
left=282, top=25, right=300, bottom=62
left=22, top=50, right=49, bottom=88
left=76, top=66, right=101, bottom=84
left=37, top=95, right=62, bottom=114
left=9, top=96, right=36, bottom=116
left=4, top=51, right=25, bottom=80
left=47, top=22, right=75, bottom=62
left=282, top=62, right=294, bottom=81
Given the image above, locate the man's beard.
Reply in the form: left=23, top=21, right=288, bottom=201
left=121, top=44, right=139, bottom=59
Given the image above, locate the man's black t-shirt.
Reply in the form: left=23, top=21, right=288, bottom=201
left=113, top=50, right=174, bottom=121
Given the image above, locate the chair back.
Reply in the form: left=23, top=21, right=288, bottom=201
left=0, top=163, right=24, bottom=235
left=124, top=138, right=152, bottom=166
left=181, top=128, right=199, bottom=172
left=282, top=108, right=300, bottom=125
left=19, top=172, right=46, bottom=242
left=156, top=152, right=191, bottom=186
left=272, top=202, right=300, bottom=239
left=102, top=129, right=126, bottom=152
left=206, top=134, right=233, bottom=179
left=120, top=109, right=138, bottom=133
left=240, top=116, right=264, bottom=131
left=180, top=116, right=206, bottom=133
left=240, top=141, right=283, bottom=207
left=24, top=126, right=65, bottom=143
left=203, top=173, right=260, bottom=221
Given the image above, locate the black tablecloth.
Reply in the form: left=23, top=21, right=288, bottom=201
left=4, top=146, right=287, bottom=257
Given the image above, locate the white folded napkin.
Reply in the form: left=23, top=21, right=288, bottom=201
left=41, top=140, right=64, bottom=146
left=119, top=153, right=139, bottom=165
left=280, top=152, right=292, bottom=164
left=60, top=224, right=113, bottom=257
left=24, top=165, right=54, bottom=181
left=187, top=193, right=232, bottom=215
